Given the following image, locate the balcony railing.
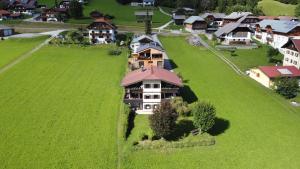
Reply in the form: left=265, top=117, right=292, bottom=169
left=161, top=88, right=180, bottom=93
left=125, top=88, right=142, bottom=93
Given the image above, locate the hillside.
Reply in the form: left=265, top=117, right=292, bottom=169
left=38, top=0, right=170, bottom=27
left=258, top=0, right=297, bottom=16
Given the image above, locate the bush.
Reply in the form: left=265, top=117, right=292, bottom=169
left=69, top=0, right=83, bottom=19
left=170, top=97, right=190, bottom=116
left=192, top=101, right=216, bottom=134
left=149, top=102, right=178, bottom=139
left=108, top=49, right=122, bottom=56
left=274, top=77, right=299, bottom=99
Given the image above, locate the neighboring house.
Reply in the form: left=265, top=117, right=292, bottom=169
left=134, top=11, right=153, bottom=22
left=184, top=16, right=207, bottom=32
left=215, top=16, right=253, bottom=45
left=121, top=66, right=183, bottom=114
left=282, top=39, right=300, bottom=69
left=143, top=0, right=155, bottom=6
left=254, top=20, right=300, bottom=50
left=222, top=12, right=252, bottom=26
left=129, top=43, right=164, bottom=70
left=58, top=0, right=71, bottom=9
left=130, top=35, right=154, bottom=53
left=173, top=14, right=186, bottom=25
left=0, top=25, right=14, bottom=37
left=40, top=8, right=68, bottom=22
left=172, top=7, right=195, bottom=17
left=0, top=10, right=11, bottom=20
left=87, top=18, right=117, bottom=44
left=249, top=66, right=300, bottom=88
left=200, top=12, right=225, bottom=27
left=8, top=0, right=37, bottom=15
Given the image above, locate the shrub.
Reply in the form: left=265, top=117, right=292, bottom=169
left=108, top=49, right=122, bottom=56
left=69, top=0, right=83, bottom=19
left=192, top=101, right=216, bottom=134
left=89, top=10, right=103, bottom=18
left=170, top=97, right=190, bottom=116
left=149, top=102, right=178, bottom=139
left=274, top=77, right=299, bottom=99
left=267, top=47, right=279, bottom=63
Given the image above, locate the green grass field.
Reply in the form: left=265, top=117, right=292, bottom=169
left=122, top=36, right=300, bottom=169
left=258, top=0, right=297, bottom=16
left=0, top=45, right=127, bottom=168
left=0, top=36, right=48, bottom=68
left=39, top=0, right=170, bottom=26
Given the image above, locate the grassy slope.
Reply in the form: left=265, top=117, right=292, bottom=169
left=0, top=36, right=48, bottom=68
left=258, top=0, right=296, bottom=16
left=123, top=36, right=300, bottom=169
left=39, top=0, right=170, bottom=26
left=0, top=45, right=126, bottom=168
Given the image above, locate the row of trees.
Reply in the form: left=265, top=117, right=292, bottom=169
left=149, top=100, right=216, bottom=139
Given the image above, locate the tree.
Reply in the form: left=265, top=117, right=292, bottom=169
left=295, top=3, right=300, bottom=17
left=274, top=77, right=299, bottom=99
left=145, top=9, right=152, bottom=35
left=267, top=47, right=279, bottom=63
left=192, top=101, right=216, bottom=134
left=170, top=97, right=190, bottom=116
left=89, top=10, right=103, bottom=19
left=69, top=0, right=83, bottom=19
left=149, top=102, right=178, bottom=138
left=0, top=1, right=7, bottom=9
left=217, top=0, right=226, bottom=13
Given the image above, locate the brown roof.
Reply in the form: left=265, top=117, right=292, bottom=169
left=0, top=10, right=10, bottom=16
left=121, top=67, right=183, bottom=87
left=282, top=39, right=300, bottom=52
left=87, top=18, right=116, bottom=30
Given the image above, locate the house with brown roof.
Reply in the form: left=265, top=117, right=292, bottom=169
left=87, top=18, right=117, bottom=44
left=282, top=39, right=300, bottom=69
left=121, top=66, right=183, bottom=114
left=129, top=43, right=164, bottom=70
left=40, top=8, right=68, bottom=22
left=8, top=0, right=37, bottom=15
left=184, top=16, right=207, bottom=32
left=249, top=66, right=300, bottom=88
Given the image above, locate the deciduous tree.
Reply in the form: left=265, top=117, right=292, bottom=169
left=192, top=101, right=216, bottom=134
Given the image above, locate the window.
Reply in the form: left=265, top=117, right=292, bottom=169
left=144, top=104, right=151, bottom=109
left=294, top=61, right=298, bottom=65
left=285, top=58, right=289, bottom=61
left=296, top=53, right=299, bottom=57
left=153, top=104, right=159, bottom=109
left=291, top=52, right=294, bottom=56
left=144, top=95, right=151, bottom=99
left=153, top=84, right=160, bottom=88
left=148, top=61, right=153, bottom=64
left=153, top=95, right=160, bottom=99
left=291, top=59, right=293, bottom=63
left=287, top=50, right=290, bottom=54
left=144, top=84, right=151, bottom=88
left=256, top=73, right=260, bottom=77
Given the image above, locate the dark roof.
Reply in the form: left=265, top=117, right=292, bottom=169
left=121, top=66, right=183, bottom=87
left=87, top=18, right=116, bottom=30
left=256, top=20, right=300, bottom=33
left=259, top=66, right=300, bottom=78
left=0, top=24, right=12, bottom=30
left=215, top=15, right=252, bottom=37
left=173, top=15, right=186, bottom=20
left=282, top=39, right=300, bottom=52
left=136, top=43, right=164, bottom=53
left=200, top=13, right=226, bottom=19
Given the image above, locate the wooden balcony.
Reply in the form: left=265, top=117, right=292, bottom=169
left=161, top=88, right=180, bottom=93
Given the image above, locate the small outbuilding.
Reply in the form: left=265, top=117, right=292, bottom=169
left=0, top=25, right=14, bottom=37
left=184, top=16, right=207, bottom=32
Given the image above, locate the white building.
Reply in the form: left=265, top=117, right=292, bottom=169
left=130, top=35, right=154, bottom=53
left=87, top=18, right=116, bottom=44
left=121, top=67, right=183, bottom=114
left=282, top=39, right=300, bottom=69
left=254, top=20, right=300, bottom=51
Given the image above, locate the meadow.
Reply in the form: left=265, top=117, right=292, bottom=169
left=39, top=0, right=170, bottom=27
left=0, top=45, right=127, bottom=168
left=258, top=0, right=296, bottom=16
left=0, top=36, right=48, bottom=68
left=122, top=36, right=300, bottom=169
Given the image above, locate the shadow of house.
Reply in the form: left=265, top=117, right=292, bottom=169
left=208, top=117, right=230, bottom=136
left=163, top=58, right=178, bottom=70
left=166, top=119, right=195, bottom=141
left=180, top=85, right=198, bottom=104
left=125, top=110, right=136, bottom=139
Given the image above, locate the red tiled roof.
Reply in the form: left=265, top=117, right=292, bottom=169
left=121, top=66, right=183, bottom=87
left=291, top=39, right=300, bottom=52
left=259, top=66, right=300, bottom=78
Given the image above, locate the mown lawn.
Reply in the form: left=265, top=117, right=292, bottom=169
left=0, top=36, right=48, bottom=68
left=39, top=0, right=170, bottom=27
left=122, top=36, right=300, bottom=169
left=258, top=0, right=296, bottom=16
left=221, top=45, right=283, bottom=72
left=0, top=45, right=126, bottom=168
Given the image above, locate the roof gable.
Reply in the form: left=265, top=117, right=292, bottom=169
left=259, top=66, right=300, bottom=78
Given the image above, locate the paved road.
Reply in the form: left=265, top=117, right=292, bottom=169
left=158, top=7, right=172, bottom=17
left=0, top=30, right=65, bottom=75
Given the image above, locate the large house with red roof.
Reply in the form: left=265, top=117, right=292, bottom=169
left=87, top=18, right=117, bottom=44
left=121, top=66, right=183, bottom=114
left=282, top=39, right=300, bottom=69
left=249, top=66, right=300, bottom=88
